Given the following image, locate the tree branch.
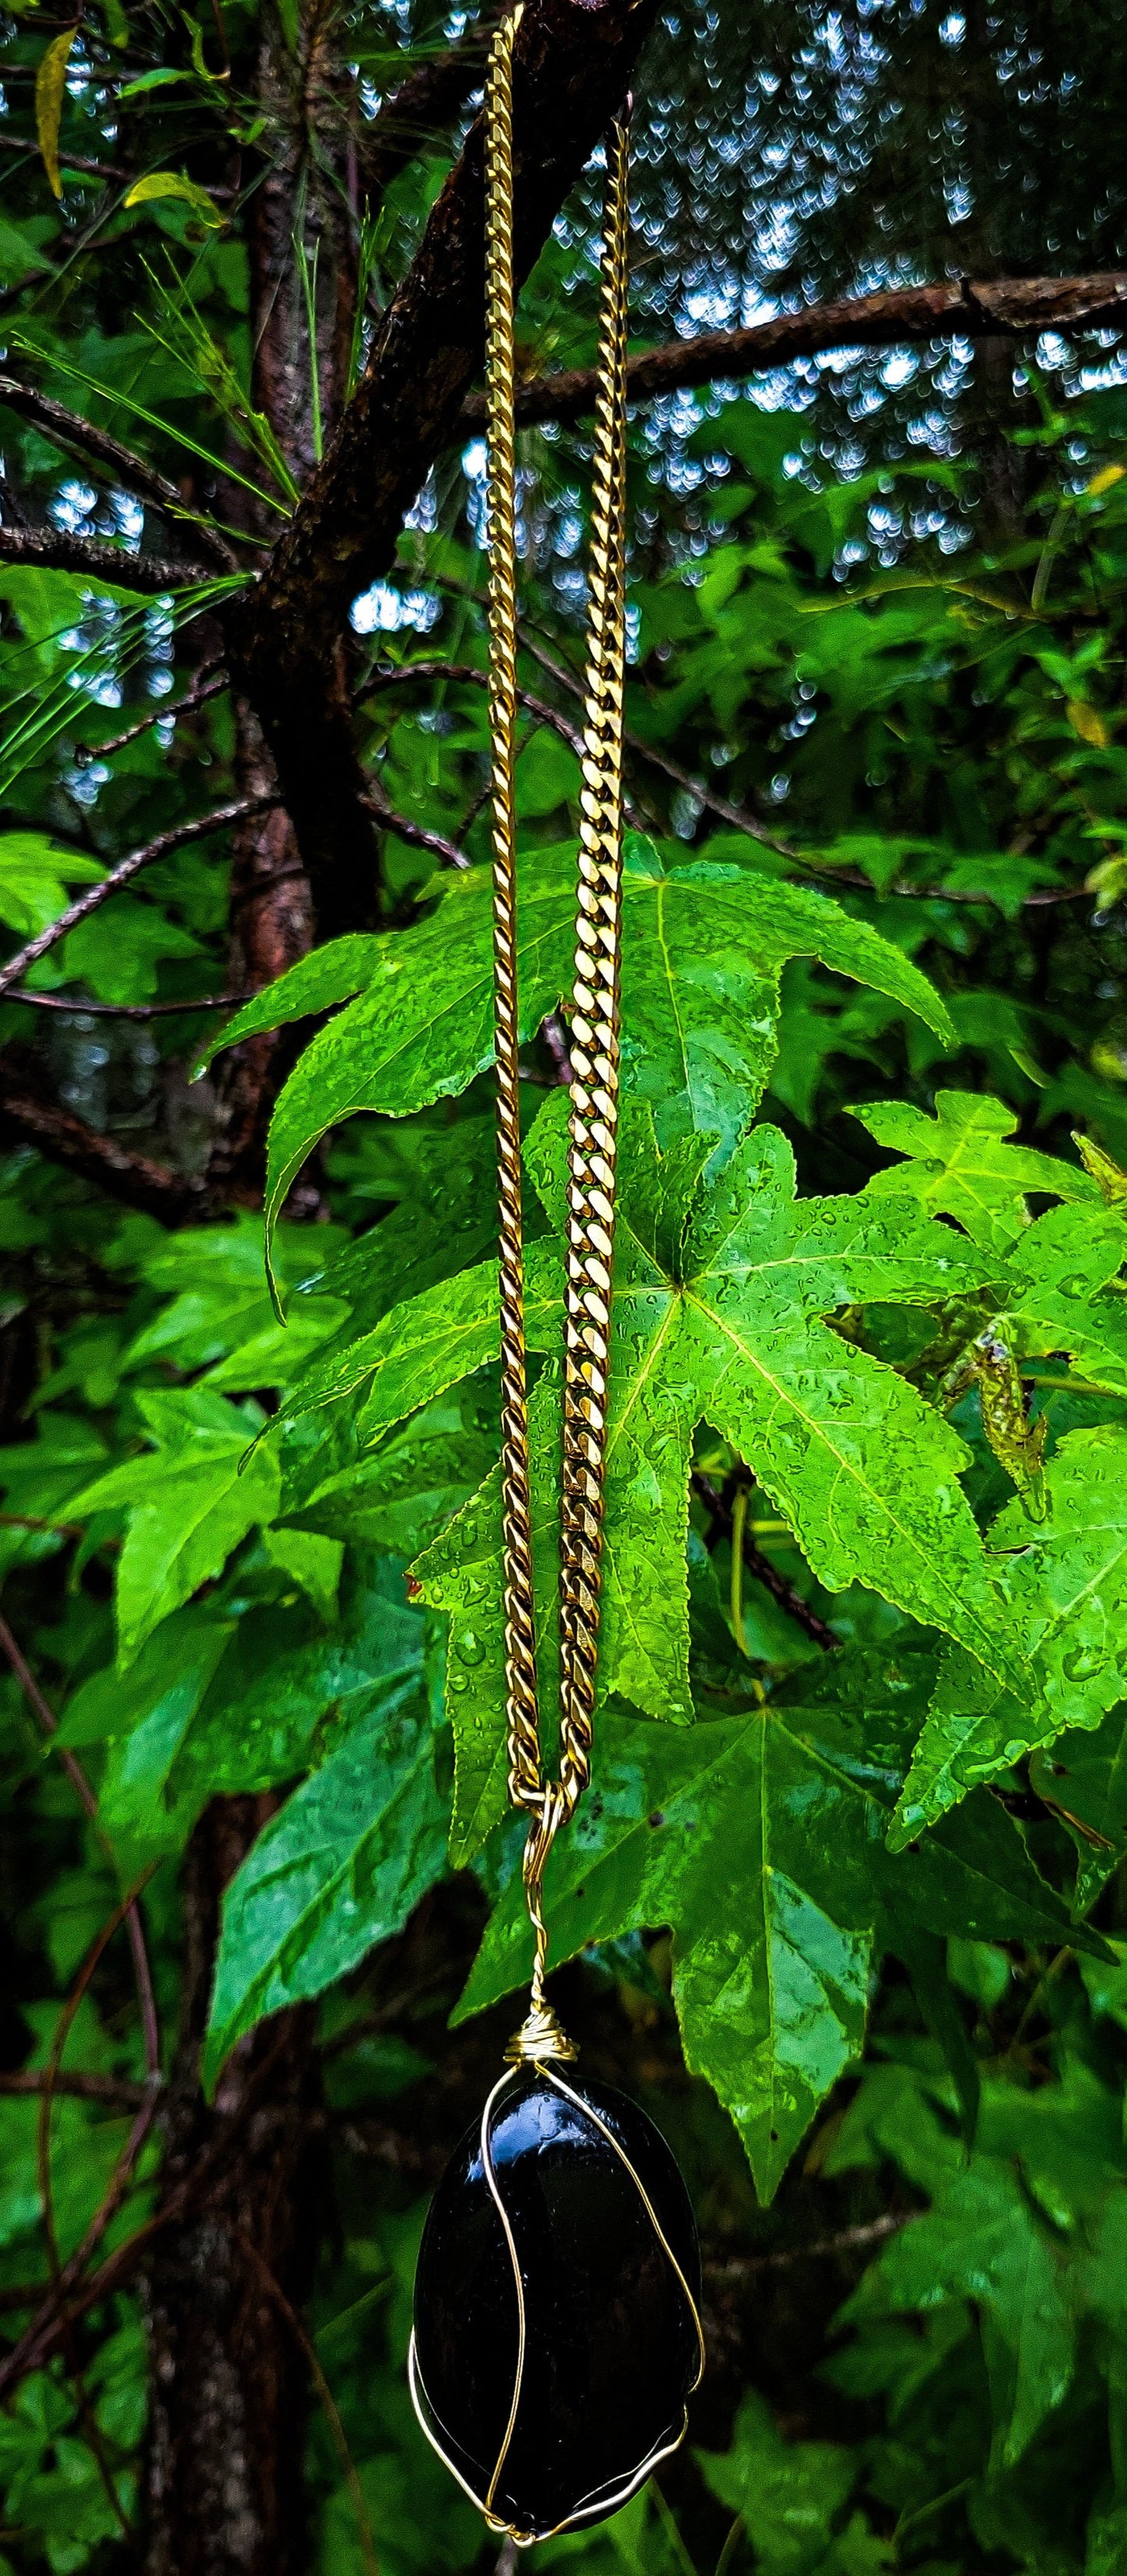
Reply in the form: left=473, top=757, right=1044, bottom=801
left=353, top=12, right=501, bottom=205
left=2, top=989, right=253, bottom=1019
left=0, top=517, right=220, bottom=592
left=0, top=376, right=239, bottom=572
left=693, top=1471, right=838, bottom=1652
left=0, top=522, right=217, bottom=591
left=0, top=1613, right=161, bottom=2086
left=456, top=268, right=1127, bottom=427
left=704, top=2211, right=916, bottom=2277
left=361, top=784, right=470, bottom=870
left=73, top=667, right=230, bottom=763
left=0, top=2070, right=152, bottom=2109
left=0, top=797, right=280, bottom=999
left=0, top=132, right=130, bottom=185
left=226, top=0, right=660, bottom=935
left=0, top=1063, right=210, bottom=1219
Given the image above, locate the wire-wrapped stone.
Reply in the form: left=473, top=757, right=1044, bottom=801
left=409, top=2063, right=703, bottom=2543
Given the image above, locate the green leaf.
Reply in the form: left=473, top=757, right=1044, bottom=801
left=998, top=1200, right=1127, bottom=1396
left=842, top=2159, right=1076, bottom=2469
left=256, top=842, right=953, bottom=1285
left=167, top=1562, right=425, bottom=1814
left=123, top=172, right=225, bottom=227
left=57, top=1606, right=232, bottom=1752
left=66, top=1388, right=281, bottom=1666
left=891, top=1427, right=1127, bottom=1840
left=284, top=1379, right=498, bottom=1563
left=86, top=1611, right=235, bottom=1859
left=28, top=898, right=204, bottom=1005
left=35, top=27, right=75, bottom=199
left=455, top=1646, right=1097, bottom=2195
left=852, top=1090, right=1099, bottom=1254
left=407, top=1110, right=1017, bottom=1848
left=272, top=1244, right=561, bottom=1436
left=0, top=1412, right=109, bottom=1578
left=295, top=1117, right=498, bottom=1334
left=0, top=833, right=103, bottom=938
left=1030, top=1707, right=1127, bottom=1916
left=696, top=2393, right=859, bottom=2575
left=204, top=1677, right=447, bottom=2090
left=260, top=1527, right=343, bottom=1623
left=117, top=67, right=193, bottom=95
left=190, top=935, right=382, bottom=1080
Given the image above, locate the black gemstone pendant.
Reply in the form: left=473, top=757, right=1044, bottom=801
left=410, top=2062, right=703, bottom=2542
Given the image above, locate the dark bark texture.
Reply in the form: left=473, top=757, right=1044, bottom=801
left=455, top=268, right=1127, bottom=427
left=0, top=523, right=213, bottom=590
left=226, top=0, right=660, bottom=935
left=144, top=1801, right=322, bottom=2576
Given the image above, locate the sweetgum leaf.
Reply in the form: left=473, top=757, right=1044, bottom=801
left=256, top=840, right=953, bottom=1287
left=998, top=1201, right=1127, bottom=1395
left=842, top=2156, right=1076, bottom=2469
left=852, top=1089, right=1099, bottom=1254
left=411, top=1109, right=1020, bottom=1851
left=455, top=1645, right=1100, bottom=2195
left=891, top=1426, right=1127, bottom=1840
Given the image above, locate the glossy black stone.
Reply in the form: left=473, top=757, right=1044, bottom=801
left=411, top=2065, right=701, bottom=2539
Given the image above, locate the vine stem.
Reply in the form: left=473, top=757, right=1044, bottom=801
left=0, top=1613, right=160, bottom=2077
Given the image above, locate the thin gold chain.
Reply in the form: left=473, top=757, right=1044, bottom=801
left=484, top=12, right=631, bottom=2046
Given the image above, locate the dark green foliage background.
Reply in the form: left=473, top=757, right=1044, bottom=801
left=2, top=2, right=1127, bottom=2571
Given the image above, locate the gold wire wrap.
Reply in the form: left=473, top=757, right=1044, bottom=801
left=485, top=12, right=632, bottom=2029
left=407, top=2066, right=704, bottom=2546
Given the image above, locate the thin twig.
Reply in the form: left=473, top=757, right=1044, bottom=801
left=434, top=580, right=797, bottom=856
left=0, top=1613, right=161, bottom=2077
left=3, top=989, right=255, bottom=1020
left=0, top=796, right=281, bottom=999
left=693, top=1471, right=838, bottom=1652
left=229, top=2226, right=380, bottom=2576
left=0, top=134, right=132, bottom=184
left=73, top=666, right=229, bottom=761
left=359, top=656, right=654, bottom=827
left=0, top=522, right=216, bottom=591
left=0, top=2070, right=151, bottom=2108
left=704, top=2211, right=916, bottom=2276
left=0, top=2021, right=310, bottom=2393
left=36, top=1883, right=159, bottom=2546
left=360, top=788, right=469, bottom=871
left=0, top=376, right=238, bottom=572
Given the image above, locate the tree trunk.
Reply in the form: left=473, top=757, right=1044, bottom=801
left=143, top=1801, right=323, bottom=2576
left=145, top=15, right=334, bottom=2562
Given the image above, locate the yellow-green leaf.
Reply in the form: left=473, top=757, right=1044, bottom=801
left=1067, top=698, right=1109, bottom=747
left=35, top=27, right=76, bottom=200
left=123, top=170, right=225, bottom=226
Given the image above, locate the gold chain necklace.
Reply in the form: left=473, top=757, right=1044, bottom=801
left=487, top=3, right=630, bottom=2067
left=409, top=20, right=703, bottom=2545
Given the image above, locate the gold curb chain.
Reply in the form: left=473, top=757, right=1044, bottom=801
left=484, top=9, right=631, bottom=2053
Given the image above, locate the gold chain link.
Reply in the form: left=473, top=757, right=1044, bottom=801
left=484, top=10, right=631, bottom=2050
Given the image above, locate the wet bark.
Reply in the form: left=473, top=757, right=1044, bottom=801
left=226, top=0, right=661, bottom=934
left=143, top=1801, right=322, bottom=2576
left=144, top=21, right=328, bottom=2570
